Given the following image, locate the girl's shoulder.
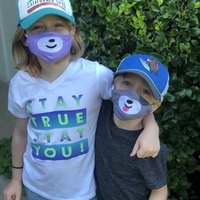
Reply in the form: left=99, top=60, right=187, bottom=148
left=73, top=58, right=113, bottom=75
left=11, top=69, right=35, bottom=81
left=10, top=70, right=37, bottom=89
left=75, top=58, right=107, bottom=68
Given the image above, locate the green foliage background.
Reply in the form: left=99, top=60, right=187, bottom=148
left=0, top=0, right=199, bottom=199
left=72, top=0, right=200, bottom=199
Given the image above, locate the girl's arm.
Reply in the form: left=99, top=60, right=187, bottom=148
left=149, top=185, right=168, bottom=200
left=130, top=113, right=160, bottom=158
left=22, top=65, right=160, bottom=158
left=3, top=117, right=28, bottom=200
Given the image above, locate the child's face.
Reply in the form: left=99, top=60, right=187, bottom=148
left=26, top=15, right=73, bottom=35
left=115, top=73, right=156, bottom=105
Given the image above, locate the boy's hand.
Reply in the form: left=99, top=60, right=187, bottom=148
left=22, top=65, right=40, bottom=78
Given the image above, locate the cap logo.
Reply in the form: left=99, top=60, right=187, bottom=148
left=27, top=0, right=66, bottom=14
left=139, top=58, right=158, bottom=75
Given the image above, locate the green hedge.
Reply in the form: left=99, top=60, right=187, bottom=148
left=0, top=138, right=12, bottom=178
left=72, top=0, right=200, bottom=199
left=0, top=0, right=199, bottom=199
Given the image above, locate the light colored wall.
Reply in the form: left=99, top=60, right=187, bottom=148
left=0, top=1, right=18, bottom=83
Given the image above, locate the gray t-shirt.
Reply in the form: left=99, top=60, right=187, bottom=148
left=95, top=100, right=168, bottom=200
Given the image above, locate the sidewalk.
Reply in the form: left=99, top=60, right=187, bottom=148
left=0, top=80, right=15, bottom=139
left=0, top=80, right=27, bottom=199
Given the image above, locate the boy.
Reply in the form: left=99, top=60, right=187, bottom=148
left=95, top=54, right=169, bottom=200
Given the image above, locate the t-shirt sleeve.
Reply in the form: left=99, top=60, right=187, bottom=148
left=8, top=75, right=29, bottom=118
left=138, top=143, right=168, bottom=190
left=96, top=63, right=113, bottom=100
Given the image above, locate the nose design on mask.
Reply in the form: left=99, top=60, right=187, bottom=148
left=37, top=36, right=64, bottom=53
left=112, top=89, right=153, bottom=121
left=119, top=95, right=142, bottom=114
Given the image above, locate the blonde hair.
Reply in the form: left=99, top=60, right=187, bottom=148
left=12, top=21, right=85, bottom=69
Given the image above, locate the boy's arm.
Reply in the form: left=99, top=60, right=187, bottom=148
left=130, top=113, right=160, bottom=158
left=149, top=185, right=168, bottom=200
left=22, top=65, right=40, bottom=78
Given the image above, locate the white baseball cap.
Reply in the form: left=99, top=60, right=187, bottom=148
left=17, top=0, right=75, bottom=29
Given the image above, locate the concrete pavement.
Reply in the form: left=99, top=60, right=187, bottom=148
left=0, top=80, right=15, bottom=139
left=0, top=80, right=27, bottom=199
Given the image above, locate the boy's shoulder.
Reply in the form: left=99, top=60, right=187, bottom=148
left=101, top=99, right=113, bottom=109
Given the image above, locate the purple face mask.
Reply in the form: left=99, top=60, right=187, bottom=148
left=26, top=31, right=72, bottom=62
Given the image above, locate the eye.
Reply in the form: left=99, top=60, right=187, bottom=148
left=122, top=81, right=132, bottom=87
left=54, top=23, right=64, bottom=28
left=32, top=25, right=44, bottom=30
left=27, top=25, right=44, bottom=33
left=141, top=89, right=150, bottom=95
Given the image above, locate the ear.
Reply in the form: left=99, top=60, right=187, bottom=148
left=151, top=103, right=161, bottom=113
left=71, top=26, right=76, bottom=36
left=22, top=35, right=28, bottom=47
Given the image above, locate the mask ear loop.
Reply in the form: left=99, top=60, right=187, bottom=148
left=70, top=46, right=76, bottom=56
left=151, top=100, right=161, bottom=112
left=68, top=28, right=76, bottom=57
left=22, top=34, right=28, bottom=47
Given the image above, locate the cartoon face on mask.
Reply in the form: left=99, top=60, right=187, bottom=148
left=26, top=31, right=72, bottom=62
left=112, top=89, right=153, bottom=121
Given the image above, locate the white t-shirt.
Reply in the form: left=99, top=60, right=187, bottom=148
left=8, top=58, right=113, bottom=200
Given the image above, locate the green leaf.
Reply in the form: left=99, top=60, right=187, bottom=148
left=149, top=3, right=160, bottom=12
left=162, top=109, right=174, bottom=120
left=195, top=116, right=200, bottom=128
left=195, top=2, right=200, bottom=8
left=165, top=94, right=176, bottom=102
left=186, top=71, right=199, bottom=78
left=189, top=27, right=200, bottom=37
left=119, top=2, right=137, bottom=15
left=110, top=45, right=119, bottom=58
left=188, top=0, right=196, bottom=9
left=157, top=0, right=164, bottom=6
left=186, top=89, right=192, bottom=97
left=191, top=39, right=199, bottom=47
left=92, top=0, right=107, bottom=17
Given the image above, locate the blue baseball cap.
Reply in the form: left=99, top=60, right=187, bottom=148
left=17, top=0, right=75, bottom=29
left=114, top=54, right=169, bottom=101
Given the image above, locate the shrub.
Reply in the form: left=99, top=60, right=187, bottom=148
left=72, top=0, right=200, bottom=199
left=0, top=138, right=12, bottom=178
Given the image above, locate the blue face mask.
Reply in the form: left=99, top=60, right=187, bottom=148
left=26, top=31, right=72, bottom=62
left=112, top=89, right=153, bottom=121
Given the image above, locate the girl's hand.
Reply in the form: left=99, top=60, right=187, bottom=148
left=130, top=113, right=160, bottom=158
left=22, top=65, right=41, bottom=78
left=3, top=179, right=22, bottom=200
left=130, top=129, right=160, bottom=158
